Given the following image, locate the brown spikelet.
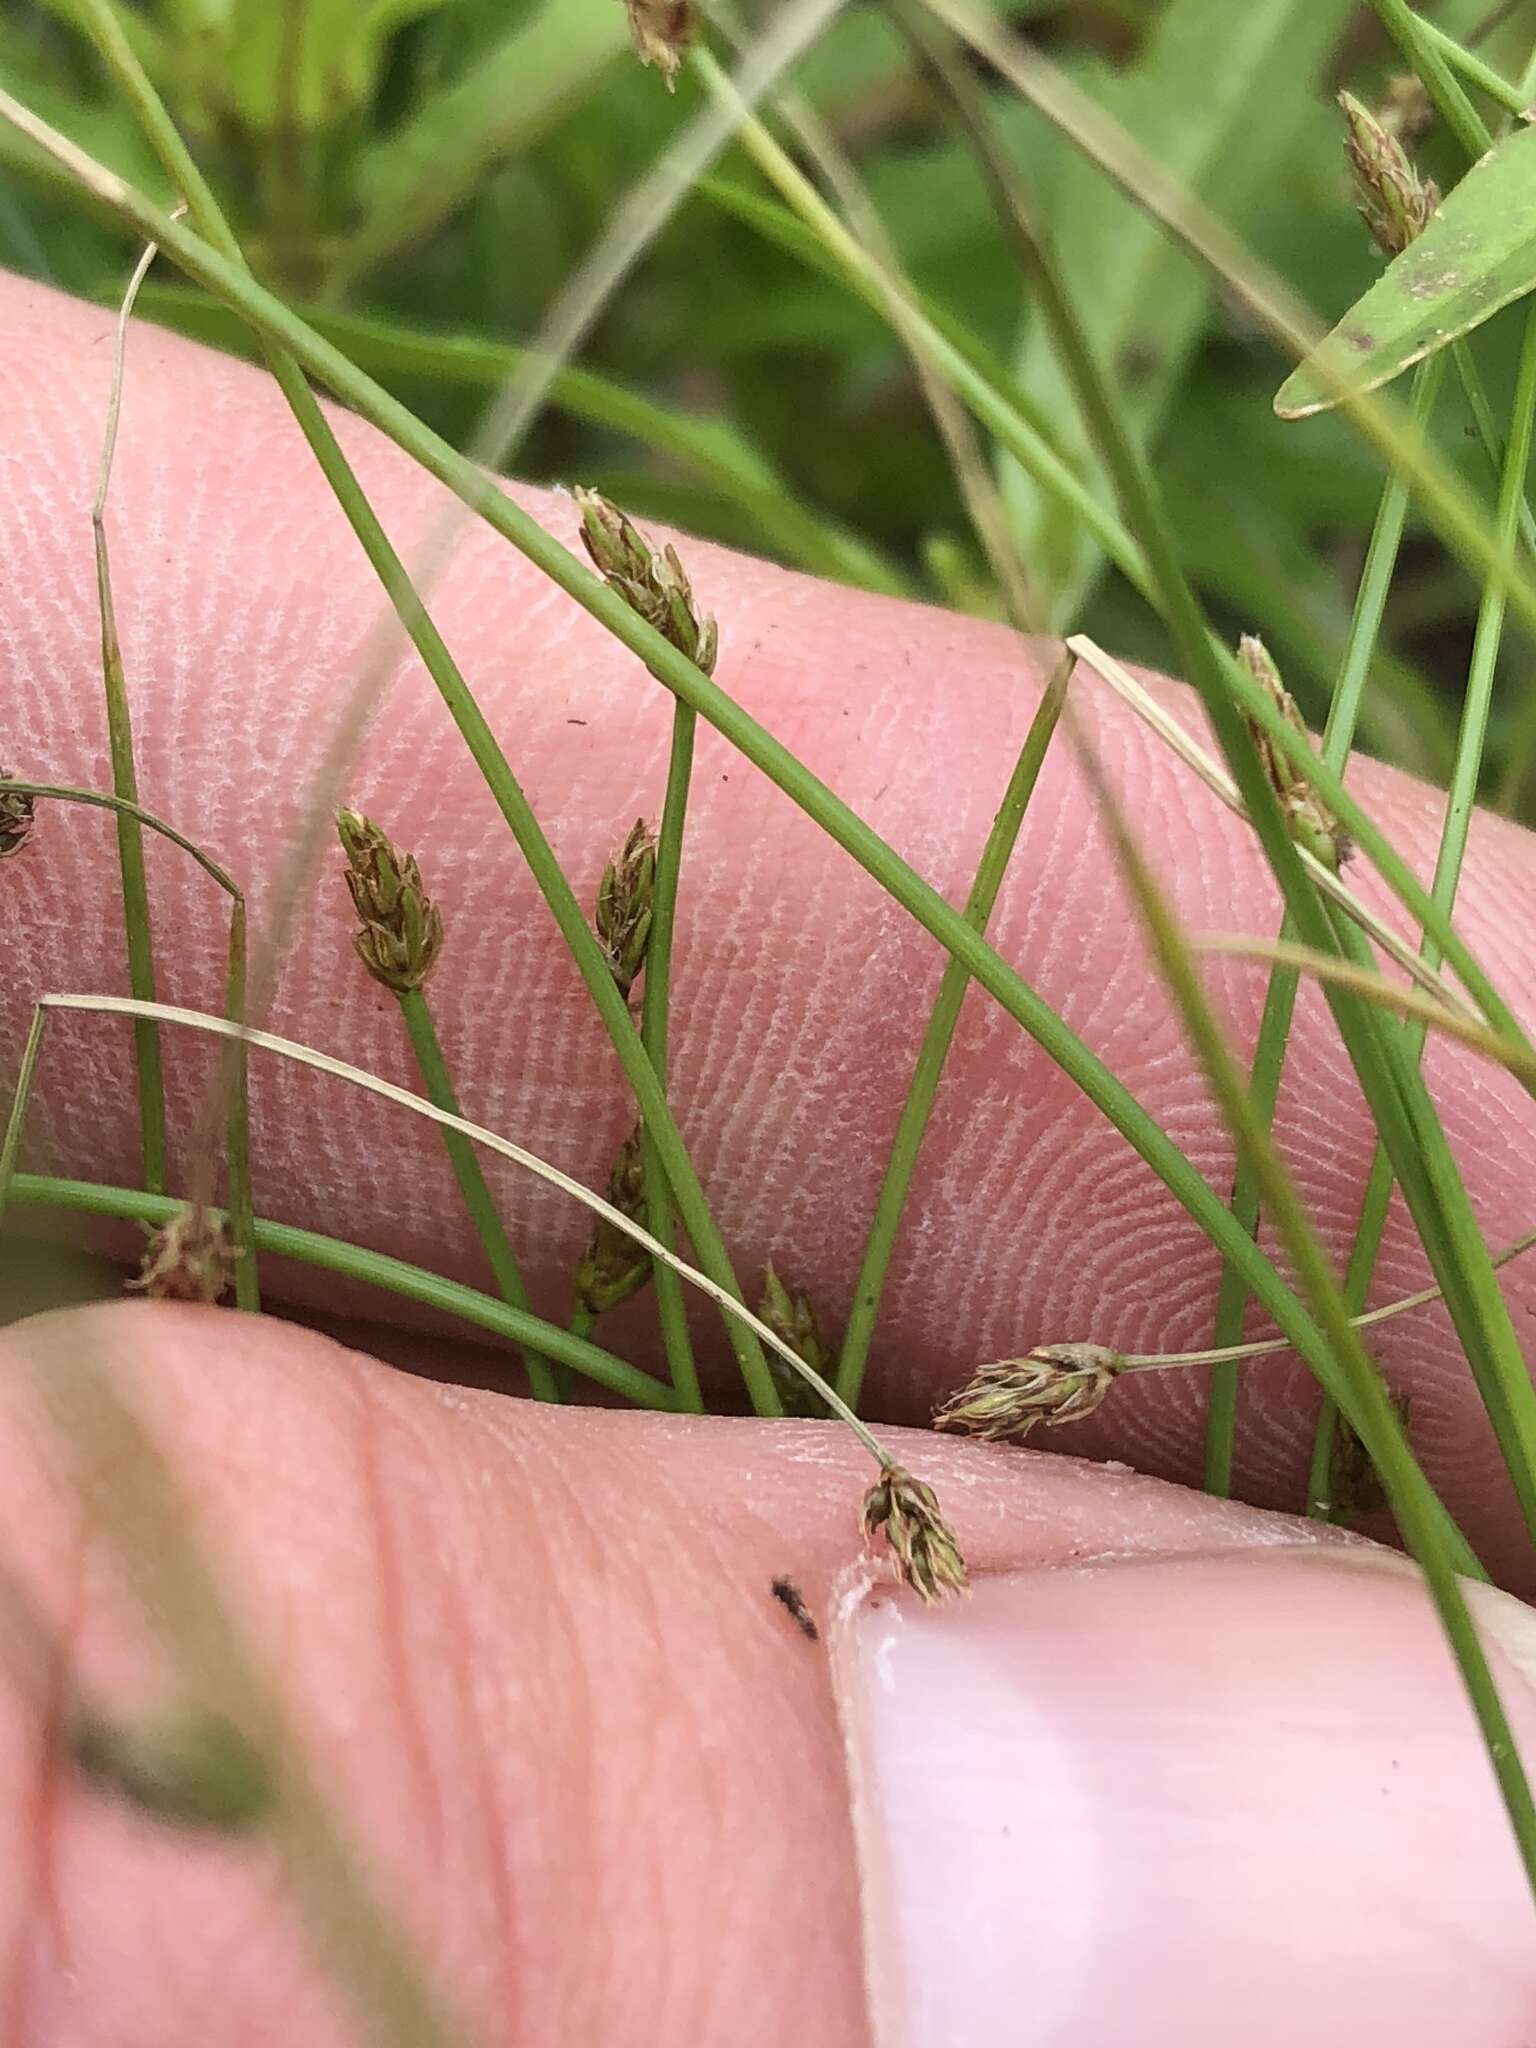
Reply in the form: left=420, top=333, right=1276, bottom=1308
left=862, top=1466, right=968, bottom=1603
left=934, top=1344, right=1122, bottom=1442
left=130, top=1205, right=234, bottom=1305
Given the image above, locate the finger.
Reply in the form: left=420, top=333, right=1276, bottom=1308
left=3, top=271, right=1535, bottom=1580
left=0, top=1301, right=1532, bottom=2047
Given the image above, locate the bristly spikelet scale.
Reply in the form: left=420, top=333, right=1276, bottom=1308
left=575, top=489, right=718, bottom=677
left=0, top=776, right=36, bottom=859
left=862, top=1466, right=968, bottom=1603
left=758, top=1263, right=836, bottom=1418
left=1239, top=636, right=1352, bottom=872
left=596, top=819, right=657, bottom=1002
left=573, top=1125, right=653, bottom=1315
left=130, top=1204, right=234, bottom=1305
left=1339, top=91, right=1439, bottom=258
left=934, top=1344, right=1122, bottom=1441
left=335, top=807, right=444, bottom=994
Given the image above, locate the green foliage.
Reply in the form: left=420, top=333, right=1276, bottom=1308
left=4, top=0, right=1531, bottom=808
left=1279, top=122, right=1536, bottom=420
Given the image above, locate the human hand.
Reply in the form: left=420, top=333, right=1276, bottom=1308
left=3, top=270, right=1535, bottom=2043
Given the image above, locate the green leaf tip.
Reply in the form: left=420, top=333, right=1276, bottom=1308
left=1276, top=122, right=1536, bottom=421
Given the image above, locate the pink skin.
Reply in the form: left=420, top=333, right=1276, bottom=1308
left=5, top=274, right=1536, bottom=1574
left=1, top=275, right=1535, bottom=2040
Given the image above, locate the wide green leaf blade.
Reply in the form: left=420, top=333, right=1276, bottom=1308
left=1276, top=122, right=1536, bottom=421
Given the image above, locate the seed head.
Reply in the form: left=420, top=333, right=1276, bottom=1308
left=862, top=1466, right=968, bottom=1603
left=130, top=1204, right=234, bottom=1305
left=575, top=489, right=718, bottom=674
left=0, top=775, right=35, bottom=860
left=574, top=1126, right=653, bottom=1316
left=596, top=819, right=657, bottom=1001
left=617, top=0, right=696, bottom=89
left=336, top=807, right=443, bottom=994
left=1240, top=636, right=1352, bottom=872
left=758, top=1263, right=836, bottom=1418
left=934, top=1344, right=1122, bottom=1442
left=1324, top=1391, right=1411, bottom=1524
left=1339, top=91, right=1439, bottom=258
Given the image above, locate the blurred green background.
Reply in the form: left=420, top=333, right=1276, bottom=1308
left=2, top=0, right=1534, bottom=799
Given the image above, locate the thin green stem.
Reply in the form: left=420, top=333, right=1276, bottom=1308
left=1452, top=342, right=1536, bottom=560
left=836, top=651, right=1072, bottom=1409
left=221, top=900, right=259, bottom=1311
left=96, top=232, right=167, bottom=1197
left=1076, top=722, right=1536, bottom=1898
left=1371, top=0, right=1501, bottom=153
left=1307, top=302, right=1536, bottom=1516
left=1416, top=13, right=1529, bottom=115
left=0, top=776, right=259, bottom=1304
left=0, top=1008, right=48, bottom=1227
left=901, top=6, right=1536, bottom=1557
left=1208, top=351, right=1447, bottom=1493
left=639, top=704, right=705, bottom=1413
left=69, top=0, right=777, bottom=1415
left=396, top=988, right=557, bottom=1404
left=692, top=52, right=1157, bottom=610
left=8, top=1174, right=676, bottom=1410
left=11, top=82, right=1536, bottom=1089
left=20, top=111, right=1534, bottom=1474
left=1306, top=1145, right=1396, bottom=1516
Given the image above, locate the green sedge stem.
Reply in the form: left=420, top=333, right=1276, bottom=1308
left=1077, top=722, right=1536, bottom=1898
left=222, top=901, right=259, bottom=1311
left=1209, top=352, right=1448, bottom=1493
left=836, top=650, right=1071, bottom=1410
left=20, top=107, right=1530, bottom=1472
left=0, top=776, right=259, bottom=1305
left=692, top=52, right=1157, bottom=611
left=69, top=0, right=778, bottom=1416
left=1308, top=305, right=1536, bottom=1520
left=640, top=703, right=706, bottom=1413
left=396, top=988, right=557, bottom=1403
left=895, top=1, right=1531, bottom=1507
left=1370, top=0, right=1502, bottom=152
left=1415, top=15, right=1529, bottom=115
left=96, top=231, right=167, bottom=1197
left=9, top=1174, right=677, bottom=1410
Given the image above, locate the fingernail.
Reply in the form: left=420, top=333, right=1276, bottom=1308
left=834, top=1550, right=1536, bottom=2048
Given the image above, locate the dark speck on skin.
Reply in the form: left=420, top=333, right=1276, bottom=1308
left=771, top=1576, right=819, bottom=1641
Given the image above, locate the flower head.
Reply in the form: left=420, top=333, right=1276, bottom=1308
left=1240, top=636, right=1352, bottom=871
left=0, top=776, right=35, bottom=860
left=130, top=1204, right=234, bottom=1305
left=758, top=1263, right=835, bottom=1418
left=862, top=1466, right=968, bottom=1603
left=336, top=807, right=443, bottom=994
left=934, top=1344, right=1121, bottom=1441
left=596, top=819, right=657, bottom=1001
left=576, top=489, right=717, bottom=675
left=574, top=1126, right=653, bottom=1316
left=1340, top=91, right=1439, bottom=257
left=616, top=0, right=697, bottom=90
